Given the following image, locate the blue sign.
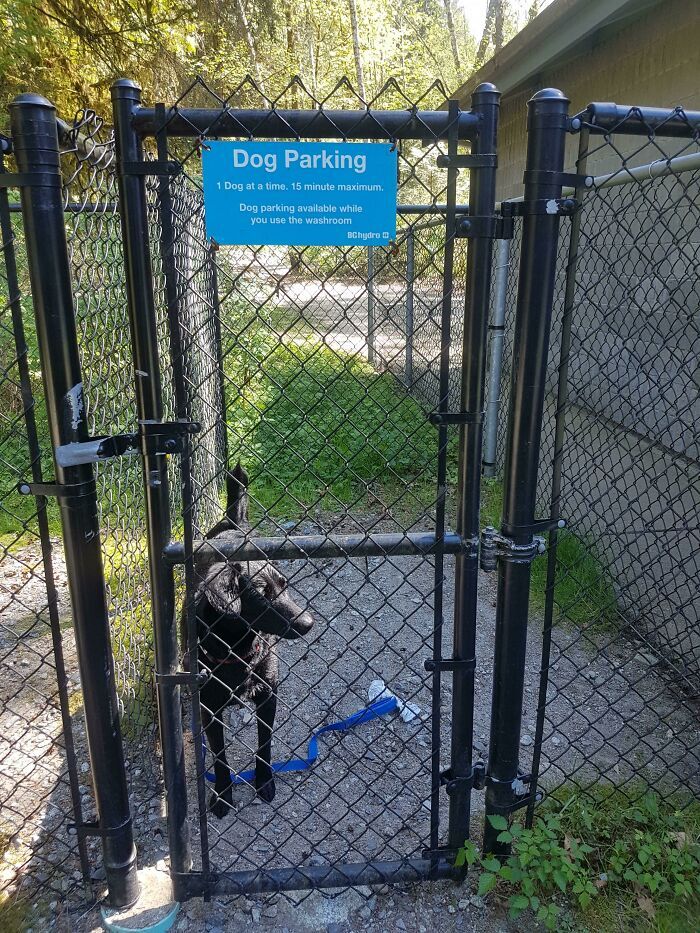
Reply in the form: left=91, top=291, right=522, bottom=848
left=201, top=141, right=397, bottom=246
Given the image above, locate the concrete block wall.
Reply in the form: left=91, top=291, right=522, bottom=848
left=494, top=166, right=700, bottom=684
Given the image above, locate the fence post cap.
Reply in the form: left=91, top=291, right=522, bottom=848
left=529, top=88, right=569, bottom=104
left=111, top=78, right=142, bottom=100
left=10, top=93, right=54, bottom=110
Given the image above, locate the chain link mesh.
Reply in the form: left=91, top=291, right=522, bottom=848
left=0, top=153, right=89, bottom=917
left=492, top=110, right=700, bottom=816
left=147, top=76, right=470, bottom=894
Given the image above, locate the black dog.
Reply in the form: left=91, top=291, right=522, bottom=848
left=192, top=464, right=314, bottom=818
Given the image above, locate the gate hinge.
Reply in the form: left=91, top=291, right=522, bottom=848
left=479, top=525, right=546, bottom=571
left=155, top=670, right=208, bottom=688
left=18, top=478, right=97, bottom=500
left=455, top=215, right=514, bottom=240
left=0, top=172, right=62, bottom=189
left=436, top=153, right=497, bottom=170
left=502, top=197, right=581, bottom=218
left=424, top=657, right=476, bottom=673
left=120, top=160, right=182, bottom=177
left=54, top=420, right=200, bottom=467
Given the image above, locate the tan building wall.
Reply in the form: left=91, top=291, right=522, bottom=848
left=463, top=0, right=700, bottom=675
left=484, top=0, right=700, bottom=200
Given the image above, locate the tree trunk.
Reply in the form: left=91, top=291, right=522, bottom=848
left=234, top=0, right=267, bottom=98
left=348, top=0, right=367, bottom=99
left=477, top=0, right=508, bottom=65
left=443, top=0, right=461, bottom=81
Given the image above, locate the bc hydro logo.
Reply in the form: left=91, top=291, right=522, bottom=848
left=202, top=141, right=397, bottom=246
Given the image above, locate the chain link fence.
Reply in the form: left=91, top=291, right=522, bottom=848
left=148, top=77, right=470, bottom=894
left=490, top=108, right=700, bottom=815
left=0, top=145, right=90, bottom=918
left=3, top=79, right=700, bottom=919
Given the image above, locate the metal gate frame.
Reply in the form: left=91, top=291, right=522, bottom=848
left=108, top=80, right=501, bottom=899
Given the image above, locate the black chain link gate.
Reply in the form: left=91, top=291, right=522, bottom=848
left=109, top=79, right=500, bottom=900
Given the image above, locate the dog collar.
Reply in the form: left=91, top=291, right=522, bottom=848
left=199, top=640, right=262, bottom=668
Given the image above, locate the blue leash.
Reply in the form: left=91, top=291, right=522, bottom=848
left=201, top=695, right=398, bottom=784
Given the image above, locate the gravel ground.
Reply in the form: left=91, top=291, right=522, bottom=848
left=3, top=509, right=699, bottom=930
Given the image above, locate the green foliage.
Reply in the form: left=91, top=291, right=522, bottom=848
left=456, top=791, right=700, bottom=931
left=0, top=0, right=481, bottom=125
left=222, top=304, right=444, bottom=516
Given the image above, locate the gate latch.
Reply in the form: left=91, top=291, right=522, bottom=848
left=54, top=420, right=200, bottom=467
left=479, top=517, right=566, bottom=571
left=479, top=526, right=545, bottom=571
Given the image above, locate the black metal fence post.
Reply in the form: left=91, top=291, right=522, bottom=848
left=111, top=79, right=191, bottom=879
left=405, top=227, right=414, bottom=387
left=367, top=245, right=375, bottom=364
left=9, top=93, right=139, bottom=907
left=448, top=82, right=500, bottom=852
left=483, top=88, right=570, bottom=853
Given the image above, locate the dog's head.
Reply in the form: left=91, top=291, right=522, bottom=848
left=196, top=463, right=314, bottom=640
left=198, top=559, right=314, bottom=639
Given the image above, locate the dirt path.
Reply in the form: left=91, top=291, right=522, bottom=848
left=3, top=506, right=700, bottom=930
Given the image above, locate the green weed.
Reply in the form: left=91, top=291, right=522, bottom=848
left=457, top=788, right=700, bottom=931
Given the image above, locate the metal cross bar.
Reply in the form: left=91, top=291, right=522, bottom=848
left=584, top=102, right=700, bottom=137
left=173, top=857, right=457, bottom=899
left=131, top=107, right=480, bottom=141
left=163, top=531, right=467, bottom=564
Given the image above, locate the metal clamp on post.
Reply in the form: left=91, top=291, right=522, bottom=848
left=68, top=816, right=134, bottom=841
left=455, top=215, right=514, bottom=239
left=424, top=657, right=476, bottom=673
left=502, top=197, right=581, bottom=217
left=436, top=153, right=497, bottom=170
left=440, top=760, right=486, bottom=796
left=421, top=845, right=461, bottom=861
left=500, top=517, right=566, bottom=537
left=429, top=410, right=483, bottom=425
left=139, top=419, right=201, bottom=456
left=155, top=670, right=208, bottom=688
left=484, top=771, right=544, bottom=813
left=0, top=172, right=62, bottom=189
left=521, top=169, right=592, bottom=188
left=18, top=478, right=98, bottom=500
left=479, top=525, right=546, bottom=571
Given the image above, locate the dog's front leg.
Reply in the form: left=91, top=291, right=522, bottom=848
left=202, top=702, right=233, bottom=818
left=254, top=688, right=277, bottom=803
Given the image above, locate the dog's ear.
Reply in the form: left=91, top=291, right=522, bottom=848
left=225, top=461, right=249, bottom=527
left=198, top=563, right=242, bottom=617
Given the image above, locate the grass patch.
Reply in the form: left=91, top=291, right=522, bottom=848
left=0, top=896, right=34, bottom=933
left=224, top=323, right=451, bottom=518
left=460, top=785, right=700, bottom=931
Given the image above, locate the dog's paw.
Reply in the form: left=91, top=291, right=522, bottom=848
left=209, top=791, right=233, bottom=819
left=255, top=773, right=276, bottom=803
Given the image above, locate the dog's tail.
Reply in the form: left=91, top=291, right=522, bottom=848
left=225, top=461, right=249, bottom=528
